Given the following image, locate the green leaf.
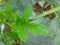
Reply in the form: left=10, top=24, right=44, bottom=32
left=5, top=32, right=18, bottom=40
left=10, top=32, right=18, bottom=40
left=11, top=23, right=19, bottom=32
left=22, top=6, right=32, bottom=21
left=27, top=23, right=49, bottom=35
left=17, top=26, right=28, bottom=42
left=11, top=23, right=28, bottom=42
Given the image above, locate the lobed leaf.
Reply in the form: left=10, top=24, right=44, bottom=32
left=17, top=26, right=28, bottom=42
left=21, top=6, right=32, bottom=21
left=27, top=23, right=49, bottom=35
left=11, top=23, right=28, bottom=42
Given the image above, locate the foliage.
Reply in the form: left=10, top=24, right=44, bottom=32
left=0, top=0, right=60, bottom=45
left=0, top=1, right=49, bottom=43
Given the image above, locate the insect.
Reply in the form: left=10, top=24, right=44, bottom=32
left=34, top=2, right=56, bottom=19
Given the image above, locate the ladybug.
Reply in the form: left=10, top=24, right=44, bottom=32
left=34, top=2, right=56, bottom=19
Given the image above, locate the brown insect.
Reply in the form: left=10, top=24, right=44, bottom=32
left=34, top=2, right=56, bottom=19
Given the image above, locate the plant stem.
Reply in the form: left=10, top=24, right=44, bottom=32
left=31, top=6, right=60, bottom=20
left=5, top=22, right=12, bottom=27
left=51, top=5, right=59, bottom=17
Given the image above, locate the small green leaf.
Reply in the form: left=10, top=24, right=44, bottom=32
left=22, top=6, right=32, bottom=21
left=17, top=26, right=28, bottom=42
left=10, top=32, right=18, bottom=40
left=11, top=23, right=28, bottom=42
left=27, top=23, right=49, bottom=35
left=5, top=32, right=18, bottom=40
left=11, top=23, right=19, bottom=32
